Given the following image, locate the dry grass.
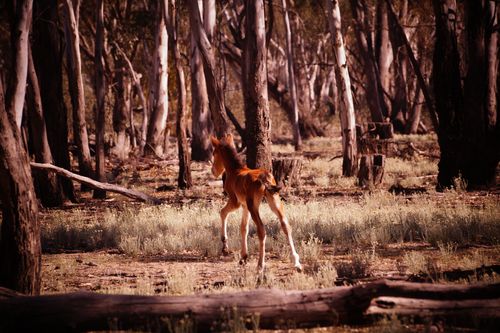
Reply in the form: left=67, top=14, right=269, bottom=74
left=42, top=192, right=500, bottom=256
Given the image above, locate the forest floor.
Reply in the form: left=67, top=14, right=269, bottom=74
left=37, top=134, right=500, bottom=331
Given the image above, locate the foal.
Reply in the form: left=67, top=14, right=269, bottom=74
left=210, top=134, right=302, bottom=272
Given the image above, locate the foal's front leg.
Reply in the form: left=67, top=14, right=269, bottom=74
left=220, top=200, right=239, bottom=255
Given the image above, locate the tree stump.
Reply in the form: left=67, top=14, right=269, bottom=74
left=373, top=154, right=385, bottom=185
left=357, top=155, right=373, bottom=187
left=376, top=122, right=394, bottom=139
left=357, top=154, right=385, bottom=188
left=367, top=122, right=394, bottom=139
left=272, top=157, right=302, bottom=191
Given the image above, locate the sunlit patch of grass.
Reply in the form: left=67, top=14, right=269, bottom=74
left=385, top=157, right=437, bottom=178
left=42, top=193, right=500, bottom=259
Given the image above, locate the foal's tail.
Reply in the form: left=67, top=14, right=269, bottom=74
left=258, top=171, right=281, bottom=194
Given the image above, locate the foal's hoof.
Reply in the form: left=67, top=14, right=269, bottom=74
left=239, top=255, right=248, bottom=265
left=295, top=264, right=303, bottom=273
left=221, top=247, right=230, bottom=256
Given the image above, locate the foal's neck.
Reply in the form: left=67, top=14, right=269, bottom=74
left=221, top=146, right=246, bottom=174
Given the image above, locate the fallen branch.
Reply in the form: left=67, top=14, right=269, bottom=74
left=30, top=162, right=161, bottom=204
left=0, top=279, right=498, bottom=331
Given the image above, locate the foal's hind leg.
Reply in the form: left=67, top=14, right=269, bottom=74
left=266, top=192, right=302, bottom=271
left=247, top=198, right=266, bottom=272
left=220, top=198, right=239, bottom=255
left=239, top=207, right=250, bottom=264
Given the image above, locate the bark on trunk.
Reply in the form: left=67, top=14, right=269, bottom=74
left=0, top=73, right=41, bottom=295
left=375, top=0, right=393, bottom=116
left=93, top=0, right=106, bottom=199
left=461, top=0, right=498, bottom=187
left=281, top=0, right=302, bottom=150
left=166, top=0, right=192, bottom=189
left=188, top=0, right=230, bottom=137
left=433, top=0, right=498, bottom=189
left=486, top=2, right=499, bottom=130
left=221, top=39, right=325, bottom=138
left=388, top=0, right=408, bottom=132
left=243, top=0, right=272, bottom=170
left=6, top=0, right=32, bottom=129
left=1, top=280, right=498, bottom=331
left=385, top=0, right=439, bottom=132
left=114, top=43, right=148, bottom=152
left=146, top=3, right=169, bottom=157
left=326, top=0, right=358, bottom=176
left=63, top=0, right=93, bottom=181
left=32, top=0, right=76, bottom=202
left=26, top=47, right=64, bottom=207
left=111, top=59, right=131, bottom=161
left=349, top=0, right=387, bottom=122
left=190, top=0, right=213, bottom=161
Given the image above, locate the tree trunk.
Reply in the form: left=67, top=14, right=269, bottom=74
left=165, top=0, right=192, bottom=189
left=349, top=0, right=387, bottom=123
left=1, top=280, right=498, bottom=331
left=93, top=0, right=106, bottom=199
left=486, top=2, right=499, bottom=131
left=26, top=47, right=64, bottom=207
left=385, top=0, right=439, bottom=132
left=111, top=55, right=131, bottom=161
left=32, top=0, right=75, bottom=202
left=388, top=0, right=408, bottom=132
left=63, top=0, right=93, bottom=182
left=243, top=0, right=272, bottom=171
left=190, top=0, right=213, bottom=161
left=188, top=0, right=230, bottom=137
left=114, top=43, right=147, bottom=153
left=146, top=2, right=169, bottom=157
left=281, top=0, right=302, bottom=150
left=433, top=0, right=498, bottom=189
left=375, top=0, right=393, bottom=117
left=326, top=0, right=358, bottom=176
left=6, top=0, right=32, bottom=129
left=0, top=71, right=41, bottom=295
left=461, top=0, right=498, bottom=187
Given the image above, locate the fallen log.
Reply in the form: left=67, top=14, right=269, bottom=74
left=0, top=280, right=498, bottom=332
left=30, top=162, right=161, bottom=204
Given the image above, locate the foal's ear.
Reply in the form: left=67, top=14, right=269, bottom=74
left=210, top=135, right=220, bottom=147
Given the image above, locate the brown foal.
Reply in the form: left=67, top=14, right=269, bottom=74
left=210, top=134, right=302, bottom=272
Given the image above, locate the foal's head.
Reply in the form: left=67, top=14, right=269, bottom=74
left=210, top=133, right=245, bottom=177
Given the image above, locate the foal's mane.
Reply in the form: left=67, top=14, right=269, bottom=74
left=220, top=142, right=246, bottom=170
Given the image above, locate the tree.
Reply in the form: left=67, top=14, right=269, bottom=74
left=432, top=0, right=499, bottom=189
left=93, top=0, right=106, bottom=198
left=5, top=0, right=32, bottom=129
left=146, top=1, right=169, bottom=157
left=26, top=47, right=64, bottom=207
left=63, top=0, right=93, bottom=181
left=188, top=0, right=230, bottom=137
left=326, top=0, right=358, bottom=176
left=375, top=0, right=393, bottom=116
left=165, top=0, right=192, bottom=189
left=349, top=0, right=388, bottom=122
left=32, top=0, right=75, bottom=202
left=0, top=70, right=41, bottom=295
left=190, top=0, right=213, bottom=161
left=243, top=0, right=272, bottom=170
left=280, top=0, right=302, bottom=151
